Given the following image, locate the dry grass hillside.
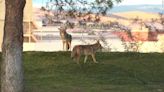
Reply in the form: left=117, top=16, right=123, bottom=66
left=114, top=11, right=159, bottom=20
left=94, top=11, right=160, bottom=26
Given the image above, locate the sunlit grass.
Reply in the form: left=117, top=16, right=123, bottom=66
left=1, top=52, right=164, bottom=92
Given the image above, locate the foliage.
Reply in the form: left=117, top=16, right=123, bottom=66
left=121, top=41, right=144, bottom=52
left=46, top=0, right=122, bottom=15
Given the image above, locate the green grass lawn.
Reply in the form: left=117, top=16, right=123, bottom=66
left=1, top=52, right=164, bottom=92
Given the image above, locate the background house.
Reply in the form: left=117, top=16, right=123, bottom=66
left=0, top=0, right=5, bottom=50
left=0, top=0, right=37, bottom=51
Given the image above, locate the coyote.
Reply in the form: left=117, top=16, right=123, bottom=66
left=71, top=40, right=102, bottom=64
left=59, top=27, right=72, bottom=51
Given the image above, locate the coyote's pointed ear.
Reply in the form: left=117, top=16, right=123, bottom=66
left=58, top=27, right=62, bottom=30
left=63, top=26, right=67, bottom=30
left=97, top=40, right=100, bottom=43
left=59, top=26, right=65, bottom=31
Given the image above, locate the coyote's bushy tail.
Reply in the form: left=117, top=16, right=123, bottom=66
left=67, top=43, right=70, bottom=50
left=67, top=35, right=72, bottom=50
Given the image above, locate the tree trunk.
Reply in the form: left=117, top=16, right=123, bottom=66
left=1, top=0, right=26, bottom=92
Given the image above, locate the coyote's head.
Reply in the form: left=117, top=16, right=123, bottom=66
left=59, top=26, right=67, bottom=36
left=95, top=40, right=103, bottom=50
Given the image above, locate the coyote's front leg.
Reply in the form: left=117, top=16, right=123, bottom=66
left=91, top=54, right=98, bottom=63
